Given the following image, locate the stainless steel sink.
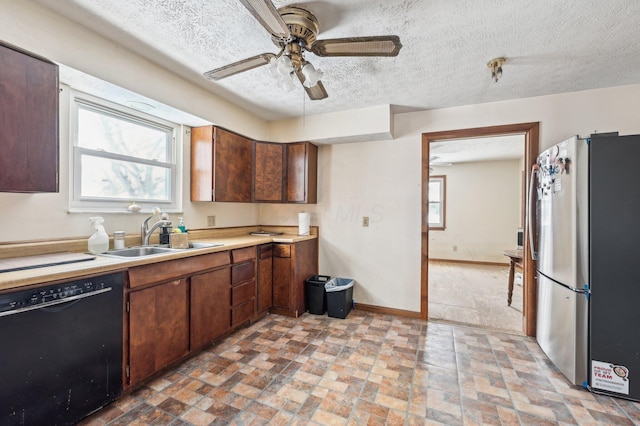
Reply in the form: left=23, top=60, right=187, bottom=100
left=100, top=242, right=223, bottom=258
left=188, top=242, right=223, bottom=249
left=101, top=246, right=178, bottom=258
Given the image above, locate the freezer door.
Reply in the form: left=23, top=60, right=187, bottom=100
left=536, top=273, right=588, bottom=386
left=536, top=136, right=588, bottom=288
left=589, top=133, right=640, bottom=400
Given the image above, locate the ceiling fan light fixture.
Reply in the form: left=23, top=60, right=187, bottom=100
left=301, top=62, right=323, bottom=87
left=487, top=57, right=505, bottom=83
left=276, top=55, right=293, bottom=76
left=279, top=72, right=296, bottom=91
left=268, top=57, right=280, bottom=77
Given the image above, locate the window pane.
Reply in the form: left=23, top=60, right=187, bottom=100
left=428, top=203, right=441, bottom=224
left=428, top=181, right=441, bottom=202
left=80, top=154, right=170, bottom=200
left=78, top=106, right=169, bottom=162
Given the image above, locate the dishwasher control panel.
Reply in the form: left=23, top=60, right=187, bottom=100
left=0, top=273, right=119, bottom=315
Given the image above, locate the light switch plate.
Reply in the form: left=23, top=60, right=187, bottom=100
left=362, top=217, right=369, bottom=227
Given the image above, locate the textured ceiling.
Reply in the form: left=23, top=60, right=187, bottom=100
left=431, top=135, right=524, bottom=165
left=35, top=0, right=640, bottom=121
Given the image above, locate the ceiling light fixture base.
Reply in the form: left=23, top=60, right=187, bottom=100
left=487, top=57, right=505, bottom=83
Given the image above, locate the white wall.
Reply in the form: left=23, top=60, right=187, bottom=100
left=0, top=0, right=263, bottom=242
left=428, top=160, right=521, bottom=263
left=263, top=84, right=640, bottom=313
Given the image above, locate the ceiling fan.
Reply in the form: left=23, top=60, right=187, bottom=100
left=429, top=155, right=453, bottom=172
left=203, top=0, right=402, bottom=100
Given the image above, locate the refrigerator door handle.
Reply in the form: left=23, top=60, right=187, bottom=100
left=527, top=164, right=539, bottom=260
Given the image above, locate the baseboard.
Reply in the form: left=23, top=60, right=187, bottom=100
left=355, top=303, right=422, bottom=319
left=429, top=258, right=508, bottom=267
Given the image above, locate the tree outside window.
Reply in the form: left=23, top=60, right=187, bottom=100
left=428, top=175, right=446, bottom=230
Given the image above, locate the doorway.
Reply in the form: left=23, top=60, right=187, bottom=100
left=420, top=123, right=539, bottom=337
left=427, top=134, right=525, bottom=333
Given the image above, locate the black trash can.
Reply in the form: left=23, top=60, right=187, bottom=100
left=305, top=275, right=331, bottom=314
left=325, top=278, right=354, bottom=319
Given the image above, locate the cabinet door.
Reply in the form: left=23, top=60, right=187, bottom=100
left=257, top=244, right=273, bottom=314
left=190, top=126, right=214, bottom=201
left=292, top=239, right=319, bottom=316
left=272, top=244, right=293, bottom=312
left=190, top=268, right=231, bottom=350
left=0, top=42, right=58, bottom=193
left=286, top=142, right=317, bottom=203
left=128, top=279, right=189, bottom=386
left=214, top=128, right=252, bottom=202
left=253, top=141, right=285, bottom=202
left=272, top=240, right=318, bottom=317
left=190, top=126, right=252, bottom=202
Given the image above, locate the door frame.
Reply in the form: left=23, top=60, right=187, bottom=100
left=421, top=122, right=539, bottom=336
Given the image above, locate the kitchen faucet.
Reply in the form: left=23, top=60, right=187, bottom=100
left=141, top=208, right=171, bottom=246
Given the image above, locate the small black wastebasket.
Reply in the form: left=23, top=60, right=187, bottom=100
left=325, top=278, right=354, bottom=319
left=305, top=275, right=331, bottom=315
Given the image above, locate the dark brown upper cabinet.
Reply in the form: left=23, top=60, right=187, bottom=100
left=191, top=126, right=252, bottom=202
left=253, top=141, right=285, bottom=202
left=287, top=142, right=317, bottom=204
left=0, top=41, right=59, bottom=193
left=191, top=126, right=317, bottom=204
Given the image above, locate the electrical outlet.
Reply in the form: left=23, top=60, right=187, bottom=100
left=453, top=245, right=458, bottom=252
left=207, top=215, right=216, bottom=227
left=362, top=217, right=369, bottom=227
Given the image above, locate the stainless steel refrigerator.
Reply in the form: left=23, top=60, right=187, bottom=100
left=532, top=132, right=640, bottom=400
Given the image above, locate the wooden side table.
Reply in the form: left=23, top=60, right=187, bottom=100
left=503, top=249, right=523, bottom=306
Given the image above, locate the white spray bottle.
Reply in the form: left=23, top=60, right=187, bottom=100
left=88, top=217, right=109, bottom=254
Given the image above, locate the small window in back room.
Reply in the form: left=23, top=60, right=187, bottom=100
left=69, top=92, right=182, bottom=213
left=428, top=175, right=446, bottom=230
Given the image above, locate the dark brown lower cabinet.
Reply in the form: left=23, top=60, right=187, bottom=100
left=231, top=247, right=257, bottom=327
left=128, top=279, right=189, bottom=386
left=272, top=239, right=318, bottom=317
left=125, top=240, right=316, bottom=388
left=190, top=268, right=231, bottom=350
left=257, top=244, right=273, bottom=315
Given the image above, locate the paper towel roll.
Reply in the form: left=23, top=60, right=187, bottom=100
left=298, top=212, right=310, bottom=236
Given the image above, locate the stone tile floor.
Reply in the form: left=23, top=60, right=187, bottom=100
left=81, top=311, right=640, bottom=425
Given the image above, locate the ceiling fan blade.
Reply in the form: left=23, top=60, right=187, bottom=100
left=309, top=35, right=402, bottom=57
left=295, top=70, right=328, bottom=100
left=238, top=0, right=291, bottom=39
left=203, top=53, right=275, bottom=81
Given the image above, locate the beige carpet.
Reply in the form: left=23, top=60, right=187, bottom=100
left=428, top=260, right=523, bottom=334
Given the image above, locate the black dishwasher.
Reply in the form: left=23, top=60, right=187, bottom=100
left=0, top=271, right=124, bottom=426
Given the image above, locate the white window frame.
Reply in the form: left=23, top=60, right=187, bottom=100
left=428, top=175, right=446, bottom=230
left=69, top=91, right=182, bottom=213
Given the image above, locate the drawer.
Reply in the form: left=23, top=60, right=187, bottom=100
left=231, top=261, right=255, bottom=285
left=231, top=280, right=256, bottom=306
left=273, top=244, right=290, bottom=258
left=129, top=251, right=230, bottom=289
left=231, top=298, right=255, bottom=327
left=232, top=246, right=256, bottom=263
left=259, top=243, right=273, bottom=259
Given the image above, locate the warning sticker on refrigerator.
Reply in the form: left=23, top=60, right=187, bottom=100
left=591, top=360, right=630, bottom=395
